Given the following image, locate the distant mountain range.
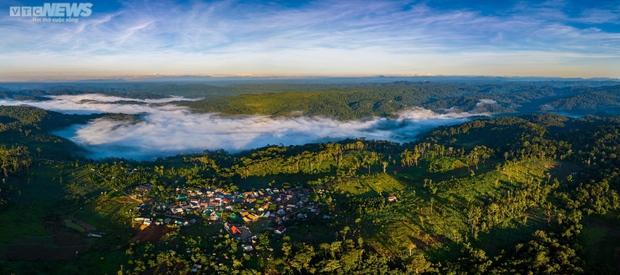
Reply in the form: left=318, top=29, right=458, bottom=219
left=1, top=80, right=620, bottom=120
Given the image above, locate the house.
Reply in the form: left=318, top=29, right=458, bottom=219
left=224, top=222, right=253, bottom=241
left=242, top=244, right=253, bottom=252
left=171, top=206, right=184, bottom=214
left=209, top=213, right=220, bottom=221
left=246, top=213, right=259, bottom=222
left=387, top=194, right=398, bottom=202
left=275, top=226, right=286, bottom=234
left=232, top=225, right=242, bottom=235
left=258, top=203, right=270, bottom=211
left=137, top=183, right=152, bottom=192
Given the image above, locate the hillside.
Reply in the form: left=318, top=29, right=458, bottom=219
left=182, top=82, right=620, bottom=119
left=0, top=105, right=619, bottom=274
left=4, top=82, right=620, bottom=120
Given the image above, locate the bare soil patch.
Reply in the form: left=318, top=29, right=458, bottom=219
left=129, top=225, right=174, bottom=243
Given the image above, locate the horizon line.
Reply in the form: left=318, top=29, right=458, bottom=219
left=2, top=74, right=619, bottom=83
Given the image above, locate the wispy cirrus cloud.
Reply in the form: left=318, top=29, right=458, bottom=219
left=575, top=8, right=620, bottom=24
left=0, top=0, right=619, bottom=80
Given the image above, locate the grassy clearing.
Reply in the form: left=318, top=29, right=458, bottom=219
left=64, top=219, right=86, bottom=233
left=70, top=191, right=138, bottom=253
left=331, top=174, right=406, bottom=197
left=365, top=220, right=425, bottom=257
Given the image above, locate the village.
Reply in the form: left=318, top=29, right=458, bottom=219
left=127, top=183, right=331, bottom=249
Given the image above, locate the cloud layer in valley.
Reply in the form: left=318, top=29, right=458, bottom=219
left=2, top=95, right=487, bottom=160
left=476, top=99, right=498, bottom=107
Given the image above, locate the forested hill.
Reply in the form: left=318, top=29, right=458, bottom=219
left=1, top=105, right=620, bottom=273
left=182, top=82, right=620, bottom=120
left=0, top=83, right=350, bottom=100
left=2, top=82, right=620, bottom=120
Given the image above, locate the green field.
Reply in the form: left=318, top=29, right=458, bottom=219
left=64, top=219, right=86, bottom=233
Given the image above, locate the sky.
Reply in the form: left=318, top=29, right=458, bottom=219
left=1, top=0, right=619, bottom=81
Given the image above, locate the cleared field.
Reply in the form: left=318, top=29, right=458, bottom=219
left=64, top=219, right=86, bottom=233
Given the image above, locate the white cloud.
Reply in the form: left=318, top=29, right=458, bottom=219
left=476, top=99, right=498, bottom=107
left=0, top=94, right=198, bottom=114
left=1, top=94, right=484, bottom=160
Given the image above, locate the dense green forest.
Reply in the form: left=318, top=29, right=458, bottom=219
left=0, top=96, right=619, bottom=274
left=3, top=81, right=620, bottom=120
left=0, top=83, right=350, bottom=101
left=179, top=82, right=620, bottom=119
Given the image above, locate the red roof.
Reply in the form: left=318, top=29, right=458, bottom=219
left=231, top=225, right=241, bottom=235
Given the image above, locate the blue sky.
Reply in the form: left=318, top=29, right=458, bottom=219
left=1, top=0, right=619, bottom=81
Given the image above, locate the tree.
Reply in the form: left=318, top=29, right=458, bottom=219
left=408, top=243, right=417, bottom=256
left=340, top=226, right=350, bottom=240
left=405, top=253, right=431, bottom=274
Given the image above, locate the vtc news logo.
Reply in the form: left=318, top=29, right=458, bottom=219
left=10, top=3, right=93, bottom=17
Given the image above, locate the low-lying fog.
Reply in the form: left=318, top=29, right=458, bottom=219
left=0, top=94, right=490, bottom=160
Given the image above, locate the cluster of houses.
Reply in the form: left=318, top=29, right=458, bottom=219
left=129, top=184, right=329, bottom=237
